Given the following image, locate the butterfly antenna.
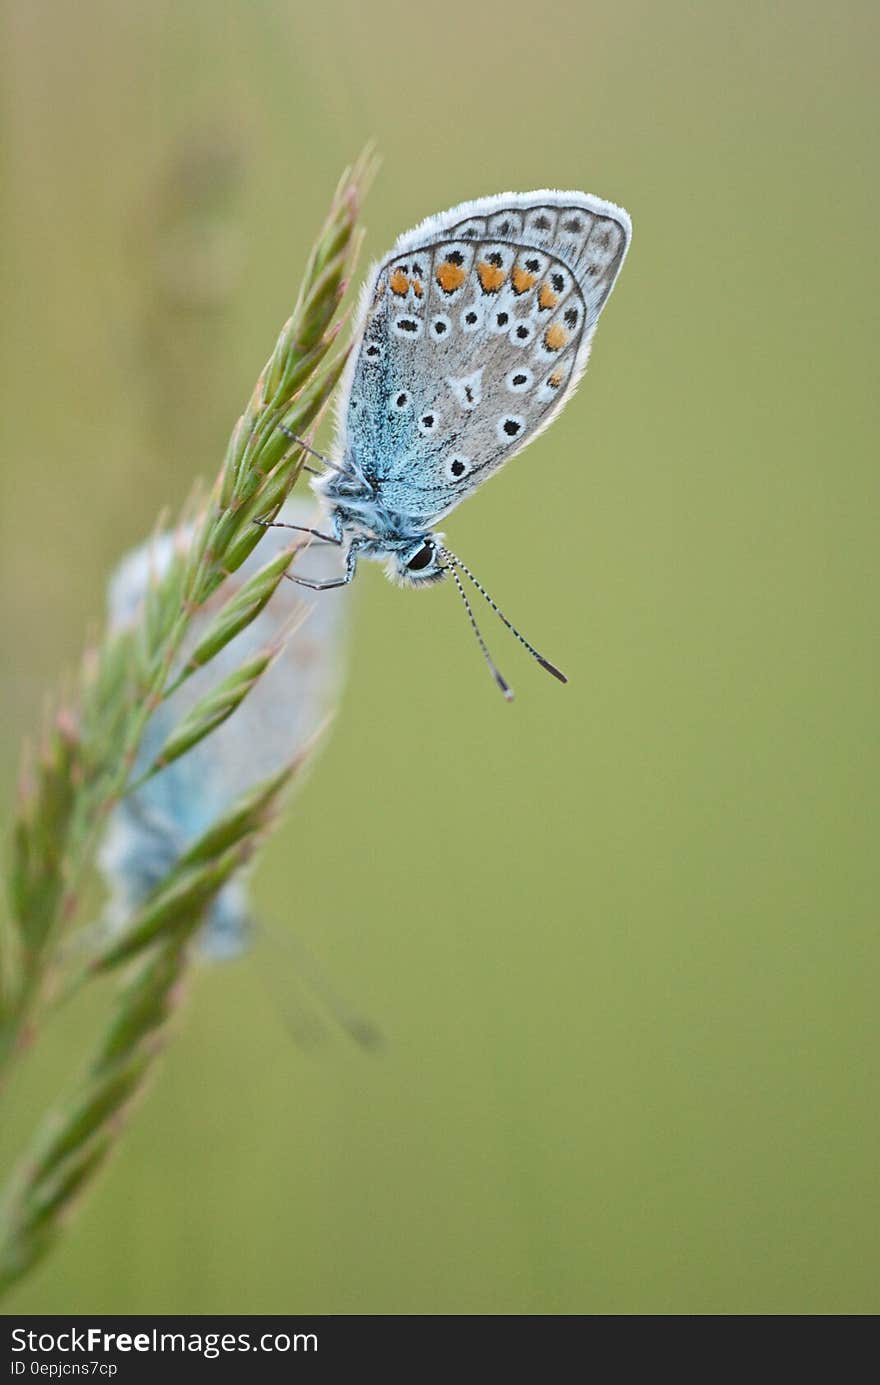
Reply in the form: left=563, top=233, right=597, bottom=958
left=441, top=548, right=567, bottom=685
left=442, top=556, right=514, bottom=700
left=258, top=915, right=384, bottom=1053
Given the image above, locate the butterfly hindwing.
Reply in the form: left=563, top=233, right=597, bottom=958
left=339, top=191, right=631, bottom=526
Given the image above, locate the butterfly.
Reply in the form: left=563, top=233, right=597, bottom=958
left=263, top=190, right=631, bottom=698
left=101, top=499, right=348, bottom=959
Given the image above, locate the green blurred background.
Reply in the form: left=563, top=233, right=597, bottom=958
left=1, top=0, right=877, bottom=1315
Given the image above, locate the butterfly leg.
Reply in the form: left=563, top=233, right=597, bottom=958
left=284, top=540, right=359, bottom=591
left=276, top=425, right=356, bottom=479
left=253, top=515, right=343, bottom=545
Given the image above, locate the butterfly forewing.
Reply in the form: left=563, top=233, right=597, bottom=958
left=341, top=192, right=630, bottom=526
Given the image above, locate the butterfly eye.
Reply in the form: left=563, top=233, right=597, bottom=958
left=445, top=455, right=472, bottom=481
left=406, top=541, right=435, bottom=572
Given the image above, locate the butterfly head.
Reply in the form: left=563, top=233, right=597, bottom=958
left=384, top=534, right=448, bottom=588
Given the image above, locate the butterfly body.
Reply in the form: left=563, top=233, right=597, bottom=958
left=281, top=190, right=631, bottom=690
left=309, top=477, right=447, bottom=586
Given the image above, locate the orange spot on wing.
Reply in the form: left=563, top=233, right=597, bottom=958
left=477, top=260, right=507, bottom=293
left=436, top=261, right=468, bottom=293
left=544, top=324, right=568, bottom=352
left=412, top=279, right=423, bottom=297
left=511, top=265, right=537, bottom=295
left=548, top=370, right=563, bottom=388
left=538, top=283, right=559, bottom=310
left=389, top=268, right=410, bottom=296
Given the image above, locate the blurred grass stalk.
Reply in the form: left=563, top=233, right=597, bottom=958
left=0, top=149, right=376, bottom=1295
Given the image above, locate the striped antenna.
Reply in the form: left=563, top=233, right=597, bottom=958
left=441, top=548, right=567, bottom=689
left=443, top=557, right=513, bottom=700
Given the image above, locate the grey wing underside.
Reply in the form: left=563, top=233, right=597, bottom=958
left=337, top=192, right=631, bottom=527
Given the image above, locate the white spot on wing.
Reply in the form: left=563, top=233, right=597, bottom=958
left=392, top=315, right=423, bottom=340
left=444, top=454, right=472, bottom=481
left=418, top=410, right=439, bottom=436
left=447, top=368, right=483, bottom=412
left=488, top=306, right=513, bottom=334
left=487, top=210, right=524, bottom=240
left=509, top=319, right=535, bottom=347
left=505, top=368, right=533, bottom=394
left=496, top=415, right=525, bottom=444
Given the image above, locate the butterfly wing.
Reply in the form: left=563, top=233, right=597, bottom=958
left=337, top=191, right=631, bottom=527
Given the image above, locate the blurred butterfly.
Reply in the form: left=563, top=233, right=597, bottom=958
left=99, top=501, right=380, bottom=1049
left=263, top=190, right=631, bottom=698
